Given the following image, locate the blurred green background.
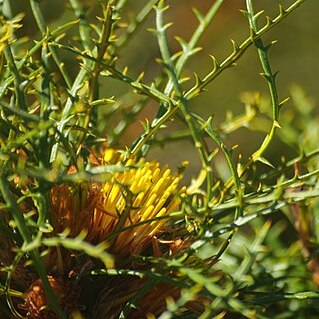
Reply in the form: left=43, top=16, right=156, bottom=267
left=5, top=0, right=319, bottom=179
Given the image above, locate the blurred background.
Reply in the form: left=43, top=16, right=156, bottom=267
left=5, top=0, right=319, bottom=180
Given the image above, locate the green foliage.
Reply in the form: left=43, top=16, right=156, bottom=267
left=1, top=0, right=319, bottom=318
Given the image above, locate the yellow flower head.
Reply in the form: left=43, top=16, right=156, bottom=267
left=94, top=149, right=186, bottom=258
left=51, top=149, right=186, bottom=259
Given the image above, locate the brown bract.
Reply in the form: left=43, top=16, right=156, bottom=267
left=19, top=276, right=79, bottom=319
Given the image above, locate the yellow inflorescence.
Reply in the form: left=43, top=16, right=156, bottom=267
left=97, top=150, right=186, bottom=258
left=51, top=149, right=186, bottom=259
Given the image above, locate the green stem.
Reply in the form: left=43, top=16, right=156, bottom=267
left=3, top=45, right=27, bottom=110
left=219, top=0, right=304, bottom=195
left=69, top=0, right=95, bottom=52
left=89, top=4, right=113, bottom=102
left=29, top=0, right=72, bottom=88
left=246, top=0, right=279, bottom=161
left=115, top=0, right=157, bottom=50
left=1, top=0, right=13, bottom=19
left=113, top=0, right=127, bottom=10
left=185, top=0, right=305, bottom=100
left=165, top=0, right=224, bottom=95
left=131, top=1, right=224, bottom=157
left=203, top=120, right=243, bottom=261
left=155, top=1, right=213, bottom=200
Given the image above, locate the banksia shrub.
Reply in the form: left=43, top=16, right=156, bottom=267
left=1, top=1, right=319, bottom=318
